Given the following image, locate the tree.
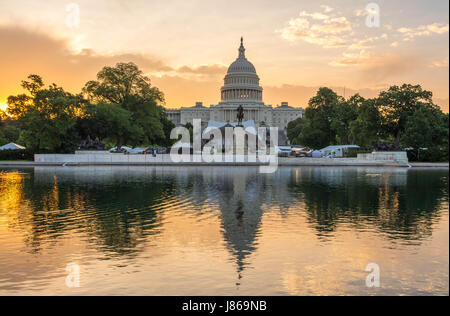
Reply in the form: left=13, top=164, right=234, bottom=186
left=77, top=103, right=143, bottom=147
left=287, top=117, right=306, bottom=145
left=298, top=87, right=341, bottom=149
left=83, top=62, right=169, bottom=146
left=184, top=122, right=194, bottom=144
left=83, top=62, right=164, bottom=105
left=402, top=105, right=448, bottom=160
left=161, top=113, right=176, bottom=147
left=0, top=121, right=21, bottom=144
left=7, top=75, right=84, bottom=152
left=349, top=97, right=381, bottom=147
left=376, top=84, right=438, bottom=147
left=331, top=94, right=359, bottom=144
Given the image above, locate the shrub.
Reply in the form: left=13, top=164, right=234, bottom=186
left=407, top=148, right=449, bottom=162
left=0, top=149, right=35, bottom=161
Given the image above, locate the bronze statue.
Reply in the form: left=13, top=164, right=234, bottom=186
left=237, top=105, right=244, bottom=126
left=80, top=135, right=105, bottom=151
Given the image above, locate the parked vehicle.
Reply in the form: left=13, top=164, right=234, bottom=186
left=109, top=146, right=132, bottom=154
left=276, top=146, right=292, bottom=158
left=291, top=146, right=313, bottom=157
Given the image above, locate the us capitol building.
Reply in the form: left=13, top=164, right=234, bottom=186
left=166, top=38, right=304, bottom=142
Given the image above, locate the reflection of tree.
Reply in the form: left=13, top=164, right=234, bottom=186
left=288, top=168, right=448, bottom=241
left=18, top=167, right=173, bottom=256
left=1, top=166, right=447, bottom=280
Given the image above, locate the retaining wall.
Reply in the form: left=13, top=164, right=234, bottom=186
left=33, top=153, right=409, bottom=167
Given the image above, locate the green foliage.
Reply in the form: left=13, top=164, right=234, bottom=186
left=407, top=147, right=449, bottom=162
left=349, top=98, right=381, bottom=147
left=0, top=149, right=34, bottom=161
left=0, top=123, right=21, bottom=143
left=0, top=133, right=7, bottom=146
left=77, top=103, right=142, bottom=147
left=403, top=108, right=448, bottom=162
left=82, top=62, right=169, bottom=146
left=83, top=62, right=164, bottom=105
left=402, top=105, right=447, bottom=150
left=297, top=87, right=341, bottom=149
left=288, top=84, right=448, bottom=163
left=161, top=113, right=176, bottom=147
left=3, top=63, right=175, bottom=152
left=6, top=75, right=85, bottom=153
left=4, top=69, right=448, bottom=163
left=376, top=84, right=437, bottom=146
left=184, top=122, right=194, bottom=143
left=287, top=117, right=306, bottom=145
left=331, top=94, right=359, bottom=144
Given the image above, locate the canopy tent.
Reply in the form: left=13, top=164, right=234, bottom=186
left=0, top=143, right=26, bottom=150
left=320, top=145, right=360, bottom=158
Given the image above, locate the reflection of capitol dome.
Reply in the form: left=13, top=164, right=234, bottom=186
left=221, top=37, right=263, bottom=104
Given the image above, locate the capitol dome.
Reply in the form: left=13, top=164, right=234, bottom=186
left=227, top=41, right=257, bottom=74
left=220, top=38, right=263, bottom=104
left=227, top=58, right=257, bottom=74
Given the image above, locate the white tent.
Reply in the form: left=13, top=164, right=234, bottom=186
left=312, top=150, right=324, bottom=158
left=320, top=145, right=360, bottom=158
left=0, top=143, right=26, bottom=150
left=172, top=141, right=193, bottom=149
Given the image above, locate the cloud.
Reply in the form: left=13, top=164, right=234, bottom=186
left=398, top=23, right=449, bottom=41
left=320, top=5, right=334, bottom=13
left=347, top=34, right=388, bottom=51
left=354, top=9, right=368, bottom=17
left=329, top=50, right=372, bottom=67
left=0, top=25, right=224, bottom=106
left=278, top=9, right=352, bottom=48
left=176, top=64, right=227, bottom=76
left=0, top=25, right=174, bottom=102
left=329, top=49, right=423, bottom=85
left=431, top=58, right=449, bottom=69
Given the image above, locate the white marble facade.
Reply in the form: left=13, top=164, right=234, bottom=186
left=166, top=38, right=304, bottom=133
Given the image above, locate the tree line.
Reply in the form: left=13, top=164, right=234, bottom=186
left=1, top=62, right=448, bottom=162
left=0, top=62, right=175, bottom=153
left=287, top=86, right=449, bottom=161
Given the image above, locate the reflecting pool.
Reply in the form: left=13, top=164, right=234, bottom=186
left=0, top=166, right=448, bottom=295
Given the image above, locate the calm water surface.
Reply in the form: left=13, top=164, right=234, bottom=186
left=0, top=166, right=448, bottom=296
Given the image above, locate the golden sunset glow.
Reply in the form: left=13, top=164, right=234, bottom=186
left=0, top=0, right=448, bottom=112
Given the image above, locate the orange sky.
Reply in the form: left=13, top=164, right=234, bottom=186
left=0, top=0, right=448, bottom=112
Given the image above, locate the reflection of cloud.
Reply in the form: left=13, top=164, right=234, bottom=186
left=278, top=8, right=351, bottom=48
